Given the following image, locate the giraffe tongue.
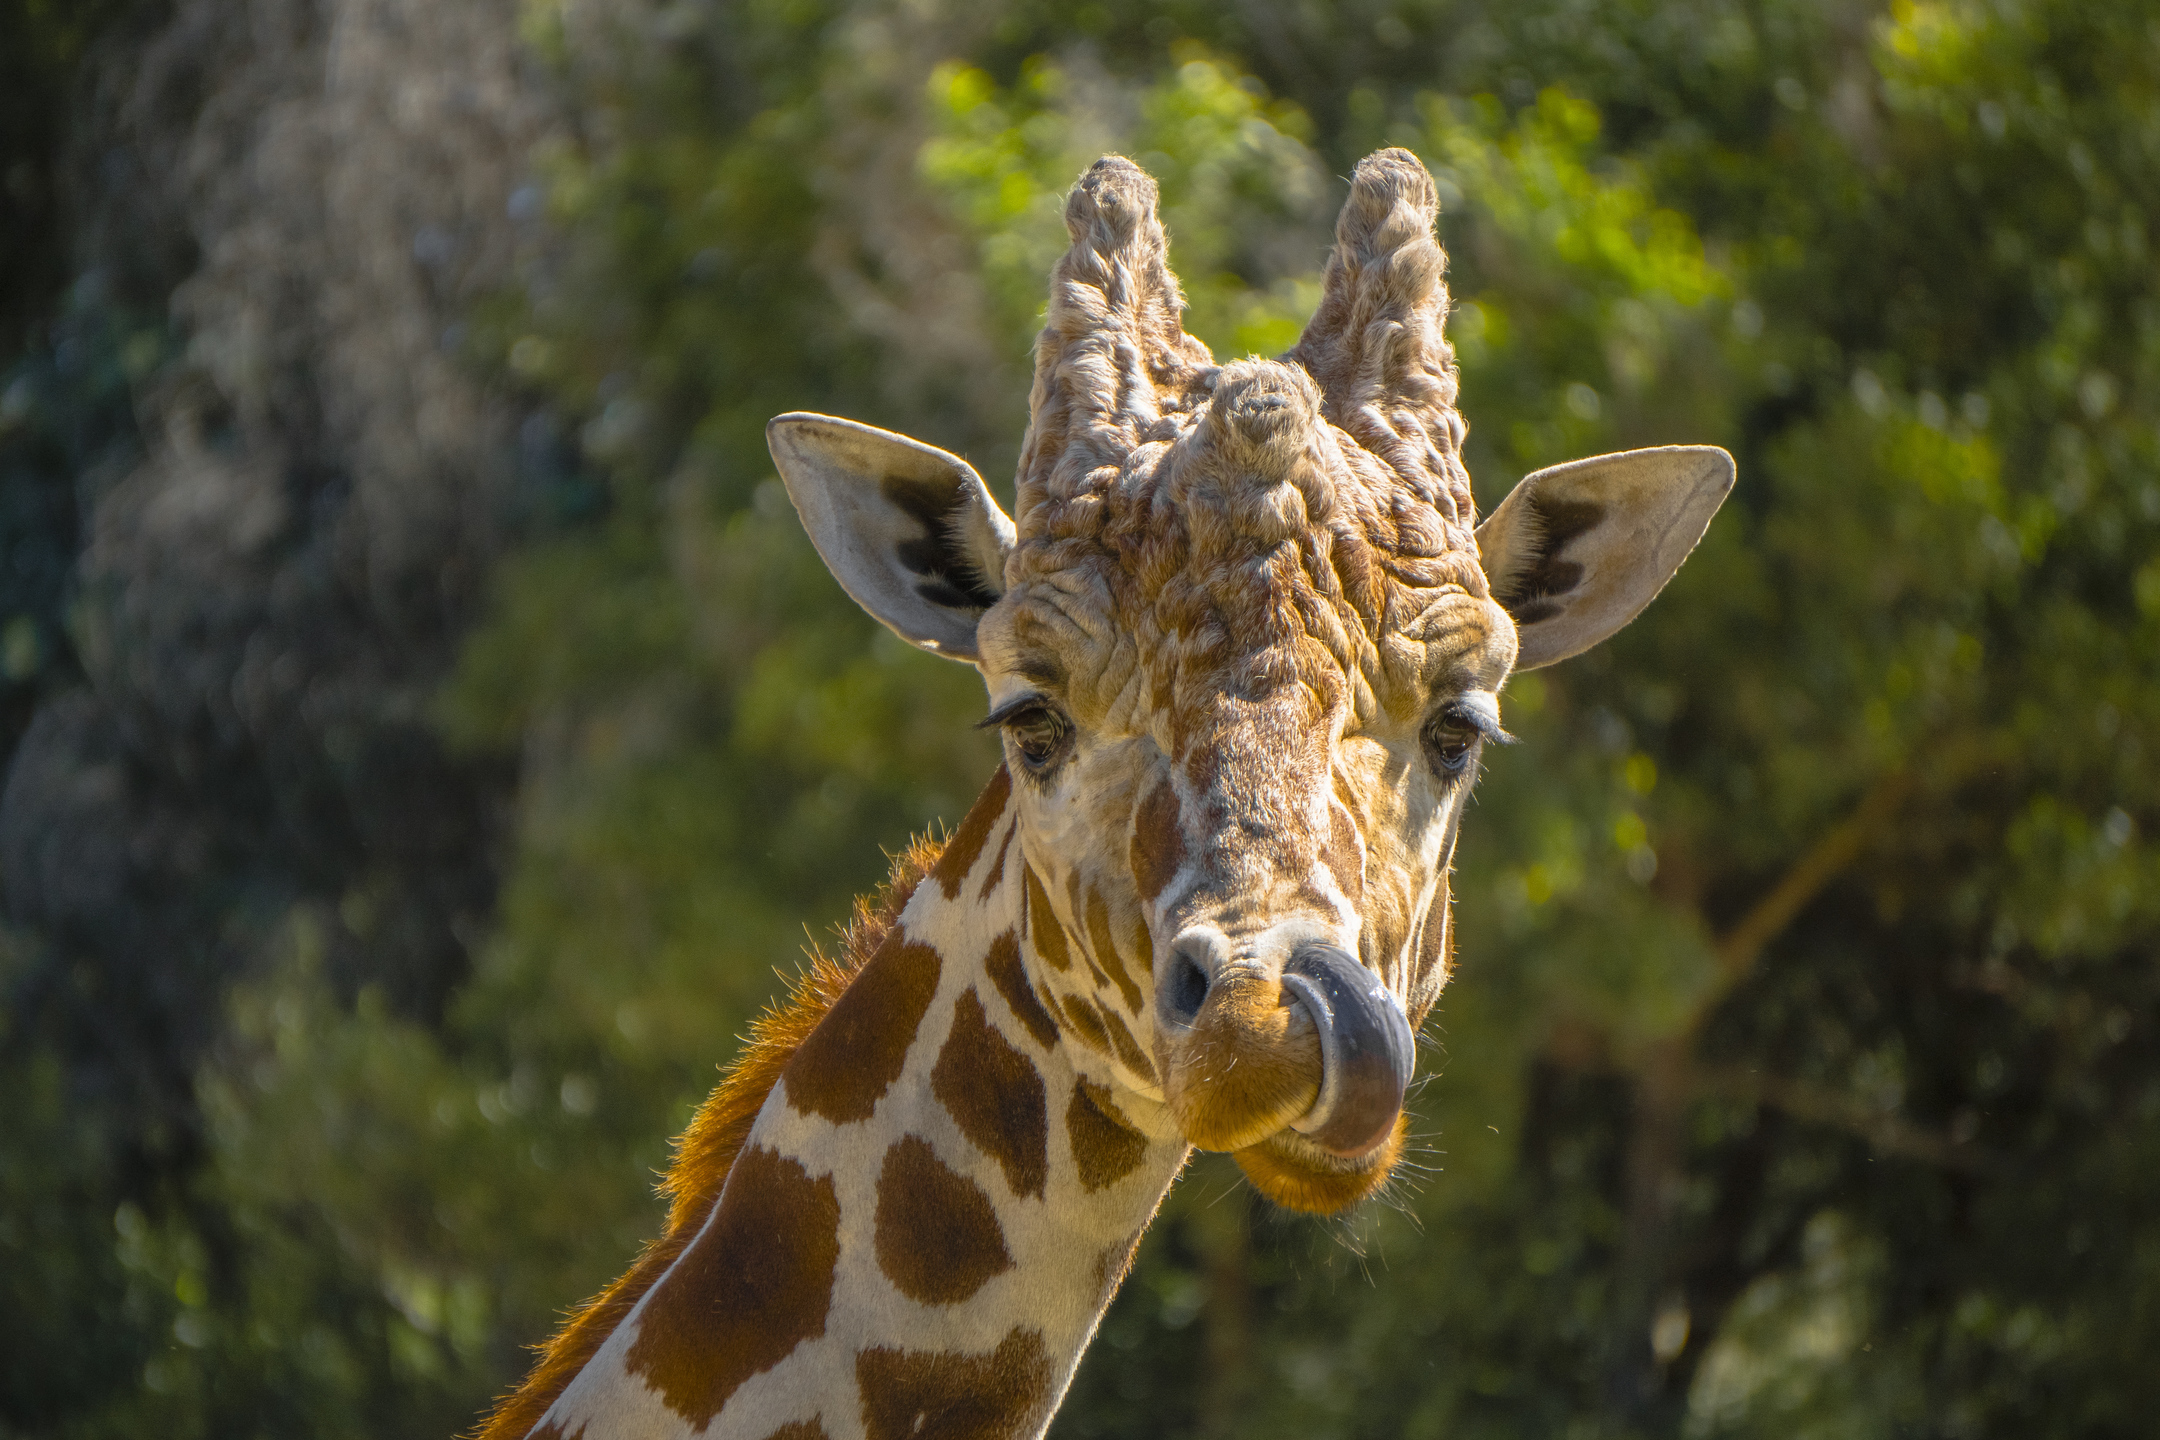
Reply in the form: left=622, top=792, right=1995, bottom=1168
left=1278, top=946, right=1416, bottom=1158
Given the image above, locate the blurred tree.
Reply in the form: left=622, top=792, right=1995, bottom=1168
left=2, top=1, right=2155, bottom=1438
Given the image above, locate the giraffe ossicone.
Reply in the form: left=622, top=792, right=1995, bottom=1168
left=482, top=147, right=1732, bottom=1440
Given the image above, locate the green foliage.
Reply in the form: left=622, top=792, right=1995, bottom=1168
left=921, top=51, right=1327, bottom=363
left=5, top=0, right=2159, bottom=1436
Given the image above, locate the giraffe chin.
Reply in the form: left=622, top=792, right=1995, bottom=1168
left=1232, top=1114, right=1410, bottom=1215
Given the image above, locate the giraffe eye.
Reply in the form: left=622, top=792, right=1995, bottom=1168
left=1421, top=707, right=1484, bottom=778
left=1001, top=705, right=1073, bottom=772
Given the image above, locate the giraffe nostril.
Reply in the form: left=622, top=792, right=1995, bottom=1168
left=1163, top=939, right=1212, bottom=1027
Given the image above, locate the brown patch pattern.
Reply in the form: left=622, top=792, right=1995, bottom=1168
left=1082, top=885, right=1145, bottom=1012
left=1067, top=1078, right=1149, bottom=1191
left=874, top=1135, right=1013, bottom=1305
left=979, top=819, right=1016, bottom=901
left=1023, top=866, right=1073, bottom=973
left=784, top=933, right=941, bottom=1123
left=625, top=1146, right=842, bottom=1427
left=1129, top=779, right=1185, bottom=903
left=1100, top=1007, right=1156, bottom=1084
left=758, top=1424, right=830, bottom=1440
left=1058, top=994, right=1110, bottom=1054
left=1063, top=870, right=1115, bottom=991
left=473, top=836, right=944, bottom=1440
left=932, top=989, right=1049, bottom=1199
left=984, top=928, right=1060, bottom=1050
left=934, top=765, right=1011, bottom=899
left=856, top=1327, right=1054, bottom=1440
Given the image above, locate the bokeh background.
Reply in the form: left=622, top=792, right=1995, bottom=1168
left=3, top=1, right=2157, bottom=1436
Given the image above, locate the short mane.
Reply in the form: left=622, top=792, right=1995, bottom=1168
left=472, top=834, right=947, bottom=1440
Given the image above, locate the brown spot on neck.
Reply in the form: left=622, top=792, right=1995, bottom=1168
left=856, top=1327, right=1054, bottom=1440
left=758, top=1423, right=830, bottom=1440
left=1067, top=1078, right=1149, bottom=1191
left=1130, top=779, right=1185, bottom=902
left=625, top=1146, right=842, bottom=1427
left=784, top=932, right=941, bottom=1123
left=934, top=765, right=1012, bottom=899
left=874, top=1135, right=1014, bottom=1305
left=984, top=929, right=1060, bottom=1050
left=472, top=834, right=948, bottom=1440
left=933, top=989, right=1049, bottom=1199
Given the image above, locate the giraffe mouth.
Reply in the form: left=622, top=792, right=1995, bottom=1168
left=1228, top=951, right=1415, bottom=1215
left=1160, top=945, right=1414, bottom=1173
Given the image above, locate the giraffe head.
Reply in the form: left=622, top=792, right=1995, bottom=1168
left=770, top=150, right=1730, bottom=1213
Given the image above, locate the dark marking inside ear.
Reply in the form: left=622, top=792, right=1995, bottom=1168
left=882, top=472, right=1003, bottom=611
left=1494, top=494, right=1605, bottom=622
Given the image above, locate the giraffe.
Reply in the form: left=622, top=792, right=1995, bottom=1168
left=477, top=148, right=1732, bottom=1440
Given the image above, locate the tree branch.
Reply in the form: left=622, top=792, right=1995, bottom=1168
left=1711, top=768, right=1915, bottom=987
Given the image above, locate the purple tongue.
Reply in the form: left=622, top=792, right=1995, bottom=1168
left=1279, top=945, right=1416, bottom=1158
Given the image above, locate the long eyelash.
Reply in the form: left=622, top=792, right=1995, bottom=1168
left=976, top=694, right=1049, bottom=730
left=1445, top=693, right=1515, bottom=746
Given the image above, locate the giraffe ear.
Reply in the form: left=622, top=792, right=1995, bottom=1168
left=1476, top=445, right=1734, bottom=671
left=769, top=413, right=1016, bottom=662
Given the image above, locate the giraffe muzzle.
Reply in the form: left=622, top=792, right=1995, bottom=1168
left=1279, top=945, right=1417, bottom=1158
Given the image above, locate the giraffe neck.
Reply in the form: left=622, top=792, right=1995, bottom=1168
left=531, top=770, right=1191, bottom=1440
